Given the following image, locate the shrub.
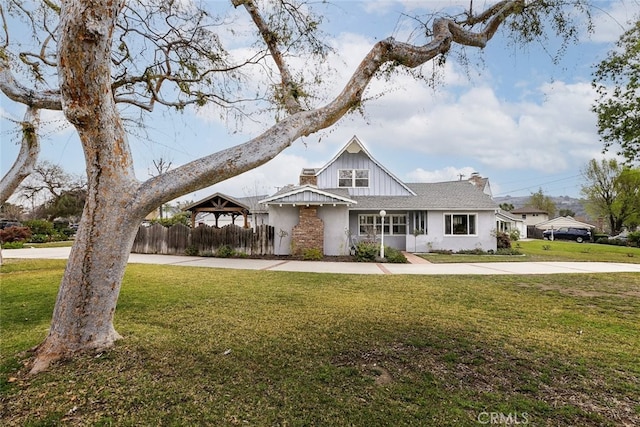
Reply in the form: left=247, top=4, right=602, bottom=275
left=457, top=248, right=486, bottom=255
left=302, top=248, right=323, bottom=261
left=29, top=234, right=50, bottom=243
left=495, top=231, right=511, bottom=249
left=628, top=231, right=640, bottom=247
left=384, top=246, right=407, bottom=263
left=23, top=219, right=55, bottom=236
left=354, top=241, right=379, bottom=262
left=1, top=241, right=24, bottom=249
left=184, top=246, right=199, bottom=256
left=0, top=226, right=32, bottom=243
left=216, top=245, right=236, bottom=258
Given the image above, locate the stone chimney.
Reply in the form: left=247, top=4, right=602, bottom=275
left=299, top=168, right=317, bottom=186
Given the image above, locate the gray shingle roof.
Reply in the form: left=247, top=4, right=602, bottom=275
left=350, top=181, right=498, bottom=211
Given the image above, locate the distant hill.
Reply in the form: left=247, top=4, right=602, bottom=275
left=494, top=195, right=590, bottom=220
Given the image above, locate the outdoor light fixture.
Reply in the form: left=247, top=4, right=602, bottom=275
left=379, top=210, right=386, bottom=259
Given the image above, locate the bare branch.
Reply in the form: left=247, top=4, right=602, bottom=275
left=235, top=0, right=303, bottom=114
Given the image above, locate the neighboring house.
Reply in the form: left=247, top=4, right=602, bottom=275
left=496, top=209, right=527, bottom=239
left=510, top=207, right=549, bottom=226
left=534, top=216, right=595, bottom=231
left=259, top=136, right=499, bottom=255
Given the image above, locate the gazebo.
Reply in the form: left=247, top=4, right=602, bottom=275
left=183, top=193, right=251, bottom=228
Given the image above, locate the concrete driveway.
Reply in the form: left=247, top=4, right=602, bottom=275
left=3, top=246, right=640, bottom=275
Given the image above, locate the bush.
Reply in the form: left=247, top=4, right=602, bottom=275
left=216, top=245, right=236, bottom=258
left=1, top=241, right=24, bottom=249
left=457, top=248, right=486, bottom=255
left=628, top=231, right=640, bottom=247
left=302, top=248, right=323, bottom=261
left=29, top=234, right=50, bottom=243
left=23, top=219, right=55, bottom=236
left=184, top=246, right=199, bottom=256
left=354, top=241, right=379, bottom=262
left=385, top=246, right=407, bottom=263
left=0, top=226, right=32, bottom=243
left=495, top=231, right=511, bottom=249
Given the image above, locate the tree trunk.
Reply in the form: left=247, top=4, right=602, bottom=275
left=30, top=0, right=138, bottom=373
left=30, top=205, right=140, bottom=373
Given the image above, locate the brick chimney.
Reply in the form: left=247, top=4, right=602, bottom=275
left=299, top=168, right=317, bottom=186
left=291, top=206, right=324, bottom=255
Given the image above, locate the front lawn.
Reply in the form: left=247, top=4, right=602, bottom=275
left=421, top=239, right=640, bottom=263
left=1, top=259, right=639, bottom=426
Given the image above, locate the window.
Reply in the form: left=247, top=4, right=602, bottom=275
left=412, top=211, right=428, bottom=234
left=445, top=214, right=477, bottom=235
left=338, top=169, right=369, bottom=188
left=359, top=214, right=406, bottom=236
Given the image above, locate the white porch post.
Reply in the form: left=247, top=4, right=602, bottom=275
left=379, top=210, right=386, bottom=258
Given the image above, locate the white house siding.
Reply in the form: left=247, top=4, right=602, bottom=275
left=317, top=206, right=351, bottom=256
left=418, top=210, right=497, bottom=252
left=317, top=151, right=413, bottom=196
left=268, top=206, right=299, bottom=255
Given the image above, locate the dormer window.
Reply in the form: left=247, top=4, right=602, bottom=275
left=339, top=169, right=369, bottom=188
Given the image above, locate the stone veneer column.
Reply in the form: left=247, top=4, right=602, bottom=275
left=291, top=206, right=324, bottom=255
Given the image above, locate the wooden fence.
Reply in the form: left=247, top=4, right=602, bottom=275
left=131, top=223, right=275, bottom=256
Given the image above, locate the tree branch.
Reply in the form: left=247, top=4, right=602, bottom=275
left=0, top=55, right=62, bottom=109
left=234, top=0, right=303, bottom=114
left=0, top=107, right=41, bottom=204
left=134, top=0, right=525, bottom=215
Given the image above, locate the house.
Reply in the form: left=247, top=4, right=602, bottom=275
left=259, top=136, right=499, bottom=255
left=496, top=209, right=527, bottom=239
left=534, top=216, right=595, bottom=231
left=509, top=207, right=549, bottom=226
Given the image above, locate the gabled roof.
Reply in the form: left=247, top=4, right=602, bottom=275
left=496, top=209, right=524, bottom=222
left=183, top=192, right=250, bottom=212
left=259, top=185, right=356, bottom=206
left=349, top=181, right=498, bottom=211
left=534, top=216, right=595, bottom=230
left=315, top=135, right=416, bottom=196
left=511, top=207, right=548, bottom=215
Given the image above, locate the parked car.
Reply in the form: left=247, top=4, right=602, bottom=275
left=543, top=227, right=591, bottom=243
left=0, top=220, right=23, bottom=229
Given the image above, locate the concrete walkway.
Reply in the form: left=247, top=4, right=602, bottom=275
left=4, top=246, right=640, bottom=275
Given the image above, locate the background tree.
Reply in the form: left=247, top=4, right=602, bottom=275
left=525, top=188, right=557, bottom=217
left=0, top=0, right=591, bottom=373
left=581, top=158, right=639, bottom=233
left=499, top=202, right=515, bottom=212
left=558, top=208, right=577, bottom=217
left=19, top=161, right=86, bottom=221
left=592, top=20, right=640, bottom=164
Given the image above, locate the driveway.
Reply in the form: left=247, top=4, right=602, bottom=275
left=4, top=246, right=640, bottom=275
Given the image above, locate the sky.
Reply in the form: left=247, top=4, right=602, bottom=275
left=2, top=0, right=640, bottom=206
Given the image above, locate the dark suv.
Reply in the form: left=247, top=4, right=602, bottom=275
left=0, top=220, right=23, bottom=229
left=543, top=227, right=591, bottom=243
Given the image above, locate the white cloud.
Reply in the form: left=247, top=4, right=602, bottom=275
left=406, top=166, right=477, bottom=182
left=590, top=0, right=639, bottom=43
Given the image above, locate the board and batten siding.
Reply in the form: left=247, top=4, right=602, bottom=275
left=317, top=151, right=413, bottom=196
left=267, top=190, right=347, bottom=204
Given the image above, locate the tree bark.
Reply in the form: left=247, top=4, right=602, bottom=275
left=30, top=0, right=138, bottom=373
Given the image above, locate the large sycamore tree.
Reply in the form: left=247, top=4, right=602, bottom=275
left=0, top=0, right=589, bottom=373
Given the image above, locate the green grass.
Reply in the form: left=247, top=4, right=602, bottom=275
left=1, top=259, right=639, bottom=426
left=421, top=240, right=640, bottom=263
